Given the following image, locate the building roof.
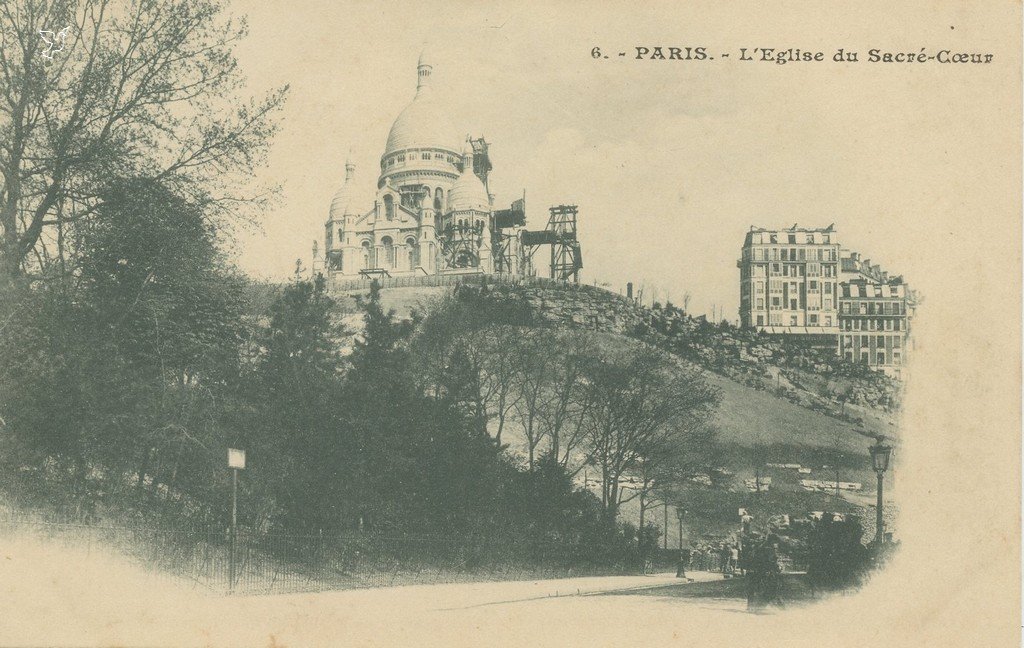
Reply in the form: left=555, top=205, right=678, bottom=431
left=448, top=150, right=490, bottom=212
left=329, top=160, right=357, bottom=220
left=758, top=326, right=838, bottom=335
left=383, top=54, right=462, bottom=156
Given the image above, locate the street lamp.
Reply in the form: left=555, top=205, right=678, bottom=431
left=676, top=508, right=687, bottom=551
left=868, top=438, right=893, bottom=544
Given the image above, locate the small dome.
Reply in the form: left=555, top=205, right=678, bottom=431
left=329, top=161, right=357, bottom=219
left=383, top=55, right=461, bottom=156
left=448, top=151, right=489, bottom=212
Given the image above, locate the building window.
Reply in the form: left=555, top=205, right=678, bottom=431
left=789, top=315, right=798, bottom=325
left=384, top=194, right=395, bottom=220
left=809, top=280, right=818, bottom=290
left=825, top=316, right=832, bottom=327
left=407, top=238, right=419, bottom=268
left=361, top=240, right=371, bottom=269
left=877, top=352, right=886, bottom=365
left=756, top=298, right=764, bottom=309
left=381, top=236, right=395, bottom=268
left=809, top=314, right=818, bottom=325
left=788, top=234, right=796, bottom=244
left=757, top=315, right=764, bottom=326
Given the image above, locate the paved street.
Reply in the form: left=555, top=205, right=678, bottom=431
left=3, top=532, right=929, bottom=647
left=3, top=535, right=788, bottom=647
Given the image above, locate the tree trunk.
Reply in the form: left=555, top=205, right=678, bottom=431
left=638, top=492, right=647, bottom=543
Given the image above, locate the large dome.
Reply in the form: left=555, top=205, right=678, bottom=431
left=383, top=55, right=461, bottom=156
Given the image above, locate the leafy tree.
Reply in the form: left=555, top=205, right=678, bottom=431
left=244, top=272, right=346, bottom=532
left=0, top=177, right=245, bottom=516
left=0, top=0, right=286, bottom=279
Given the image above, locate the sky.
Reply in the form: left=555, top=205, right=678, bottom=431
left=226, top=0, right=1013, bottom=320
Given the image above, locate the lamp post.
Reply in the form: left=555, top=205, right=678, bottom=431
left=676, top=508, right=686, bottom=551
left=868, top=438, right=892, bottom=544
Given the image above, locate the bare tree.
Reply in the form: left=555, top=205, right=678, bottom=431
left=536, top=329, right=590, bottom=472
left=509, top=328, right=555, bottom=470
left=467, top=325, right=522, bottom=446
left=0, top=0, right=287, bottom=279
left=627, top=424, right=718, bottom=539
left=581, top=344, right=720, bottom=520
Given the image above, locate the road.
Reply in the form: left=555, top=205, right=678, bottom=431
left=2, top=535, right=833, bottom=647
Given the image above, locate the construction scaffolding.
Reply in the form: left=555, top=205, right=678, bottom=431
left=439, top=219, right=486, bottom=269
left=491, top=193, right=526, bottom=274
left=521, top=204, right=583, bottom=283
left=469, top=137, right=492, bottom=193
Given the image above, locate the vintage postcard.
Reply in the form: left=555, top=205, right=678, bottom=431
left=0, top=0, right=1020, bottom=646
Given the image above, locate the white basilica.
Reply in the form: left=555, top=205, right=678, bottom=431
left=319, top=53, right=524, bottom=283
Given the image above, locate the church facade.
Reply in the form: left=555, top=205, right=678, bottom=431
left=317, top=53, right=524, bottom=285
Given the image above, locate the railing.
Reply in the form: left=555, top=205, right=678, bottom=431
left=0, top=515, right=641, bottom=595
left=325, top=271, right=628, bottom=303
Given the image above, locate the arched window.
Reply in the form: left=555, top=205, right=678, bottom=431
left=406, top=237, right=418, bottom=269
left=361, top=240, right=371, bottom=269
left=434, top=187, right=443, bottom=211
left=381, top=236, right=395, bottom=268
left=384, top=194, right=394, bottom=220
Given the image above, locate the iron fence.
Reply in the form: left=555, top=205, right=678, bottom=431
left=0, top=515, right=640, bottom=595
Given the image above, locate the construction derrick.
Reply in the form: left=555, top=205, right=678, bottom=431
left=521, top=204, right=583, bottom=283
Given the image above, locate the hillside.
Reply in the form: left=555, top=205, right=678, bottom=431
left=335, top=277, right=901, bottom=544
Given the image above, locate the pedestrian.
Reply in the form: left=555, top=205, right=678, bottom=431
left=761, top=536, right=784, bottom=607
left=731, top=544, right=741, bottom=576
